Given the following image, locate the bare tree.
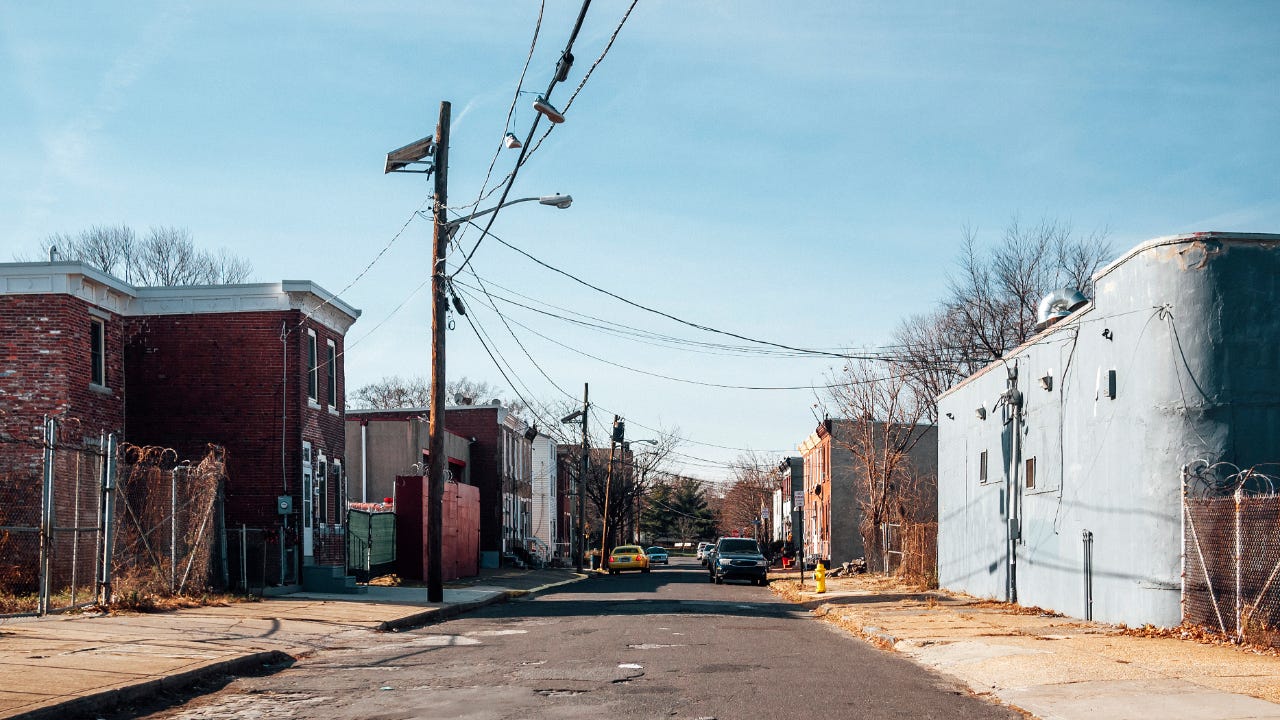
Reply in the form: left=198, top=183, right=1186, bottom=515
left=715, top=452, right=779, bottom=542
left=347, top=375, right=527, bottom=414
left=582, top=432, right=679, bottom=556
left=823, top=358, right=931, bottom=571
left=32, top=224, right=251, bottom=286
left=893, top=219, right=1112, bottom=420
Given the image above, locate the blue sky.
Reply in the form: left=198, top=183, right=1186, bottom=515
left=3, top=2, right=1278, bottom=481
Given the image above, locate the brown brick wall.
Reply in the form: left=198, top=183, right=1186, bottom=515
left=123, top=311, right=347, bottom=537
left=0, top=294, right=125, bottom=459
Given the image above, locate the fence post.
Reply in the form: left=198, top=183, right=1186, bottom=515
left=171, top=467, right=178, bottom=593
left=99, top=433, right=117, bottom=607
left=1235, top=485, right=1243, bottom=643
left=38, top=416, right=56, bottom=616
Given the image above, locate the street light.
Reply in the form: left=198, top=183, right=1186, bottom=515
left=386, top=103, right=572, bottom=601
left=425, top=195, right=573, bottom=233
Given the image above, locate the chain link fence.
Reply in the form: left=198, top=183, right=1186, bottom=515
left=108, top=443, right=225, bottom=604
left=1183, top=461, right=1280, bottom=647
left=0, top=414, right=227, bottom=617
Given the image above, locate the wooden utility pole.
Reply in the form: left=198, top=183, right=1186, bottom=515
left=426, top=101, right=450, bottom=603
left=599, top=415, right=622, bottom=570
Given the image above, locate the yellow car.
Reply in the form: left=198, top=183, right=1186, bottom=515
left=607, top=545, right=650, bottom=574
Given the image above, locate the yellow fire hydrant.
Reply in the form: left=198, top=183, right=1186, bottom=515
left=814, top=561, right=827, bottom=594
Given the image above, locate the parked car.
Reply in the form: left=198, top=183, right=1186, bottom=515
left=645, top=546, right=669, bottom=565
left=696, top=541, right=713, bottom=565
left=708, top=537, right=769, bottom=586
left=608, top=545, right=650, bottom=574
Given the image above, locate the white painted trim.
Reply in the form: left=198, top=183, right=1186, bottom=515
left=0, top=262, right=361, bottom=334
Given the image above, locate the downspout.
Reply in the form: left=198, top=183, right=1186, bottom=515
left=361, top=419, right=368, bottom=503
left=1006, top=367, right=1023, bottom=605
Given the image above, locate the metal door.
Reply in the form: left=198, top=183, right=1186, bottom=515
left=302, top=441, right=314, bottom=557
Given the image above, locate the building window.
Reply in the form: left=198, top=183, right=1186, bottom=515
left=979, top=450, right=988, bottom=484
left=326, top=340, right=337, bottom=409
left=1025, top=456, right=1037, bottom=489
left=306, top=330, right=318, bottom=403
left=89, top=318, right=106, bottom=387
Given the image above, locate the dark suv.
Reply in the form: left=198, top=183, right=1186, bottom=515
left=707, top=537, right=769, bottom=586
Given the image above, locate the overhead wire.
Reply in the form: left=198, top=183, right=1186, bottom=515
left=449, top=0, right=595, bottom=280
left=446, top=1, right=545, bottom=249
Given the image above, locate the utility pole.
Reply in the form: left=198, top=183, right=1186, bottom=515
left=600, top=415, right=623, bottom=571
left=425, top=101, right=450, bottom=603
left=576, top=384, right=589, bottom=574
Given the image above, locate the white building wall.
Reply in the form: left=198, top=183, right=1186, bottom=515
left=530, top=434, right=557, bottom=562
left=938, top=233, right=1280, bottom=627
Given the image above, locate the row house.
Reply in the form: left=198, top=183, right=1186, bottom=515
left=344, top=400, right=533, bottom=569
left=796, top=418, right=937, bottom=567
left=0, top=260, right=359, bottom=589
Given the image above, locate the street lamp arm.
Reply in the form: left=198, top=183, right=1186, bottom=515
left=421, top=194, right=573, bottom=230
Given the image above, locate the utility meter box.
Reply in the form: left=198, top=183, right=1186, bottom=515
left=277, top=495, right=294, bottom=514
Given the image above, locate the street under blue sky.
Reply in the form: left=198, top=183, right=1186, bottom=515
left=3, top=2, right=1278, bottom=481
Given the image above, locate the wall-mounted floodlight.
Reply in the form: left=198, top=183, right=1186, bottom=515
left=532, top=96, right=565, bottom=124
left=385, top=135, right=437, bottom=174
left=976, top=406, right=987, bottom=420
left=503, top=132, right=522, bottom=149
left=1039, top=373, right=1053, bottom=392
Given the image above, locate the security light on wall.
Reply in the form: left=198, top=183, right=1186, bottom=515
left=975, top=406, right=987, bottom=420
left=1039, top=372, right=1053, bottom=392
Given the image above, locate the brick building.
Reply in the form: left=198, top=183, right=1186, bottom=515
left=343, top=401, right=532, bottom=569
left=0, top=260, right=359, bottom=588
left=797, top=418, right=937, bottom=566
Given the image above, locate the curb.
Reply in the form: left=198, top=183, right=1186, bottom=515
left=8, top=650, right=293, bottom=720
left=503, top=573, right=590, bottom=599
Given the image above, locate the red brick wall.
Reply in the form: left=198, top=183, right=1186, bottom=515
left=441, top=406, right=504, bottom=555
left=123, top=311, right=347, bottom=560
left=0, top=294, right=125, bottom=452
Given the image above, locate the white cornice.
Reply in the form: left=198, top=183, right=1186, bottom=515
left=0, top=262, right=360, bottom=335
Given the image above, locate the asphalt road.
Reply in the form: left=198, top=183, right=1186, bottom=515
left=120, top=558, right=1021, bottom=720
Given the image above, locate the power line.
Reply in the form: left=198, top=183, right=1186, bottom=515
left=449, top=0, right=595, bottom=280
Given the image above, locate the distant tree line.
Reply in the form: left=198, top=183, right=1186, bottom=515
left=30, top=224, right=252, bottom=286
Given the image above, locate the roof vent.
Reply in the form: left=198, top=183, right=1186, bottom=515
left=1035, top=288, right=1089, bottom=330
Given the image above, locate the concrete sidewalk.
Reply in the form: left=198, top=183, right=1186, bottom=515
left=772, top=572, right=1280, bottom=720
left=0, top=567, right=585, bottom=720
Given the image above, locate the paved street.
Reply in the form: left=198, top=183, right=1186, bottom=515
left=115, top=559, right=1018, bottom=720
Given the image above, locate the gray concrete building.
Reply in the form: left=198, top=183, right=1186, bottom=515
left=937, top=231, right=1280, bottom=627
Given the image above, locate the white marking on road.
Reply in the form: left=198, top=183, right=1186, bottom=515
left=402, top=635, right=482, bottom=646
left=627, top=643, right=687, bottom=649
left=618, top=663, right=644, bottom=669
left=465, top=629, right=529, bottom=636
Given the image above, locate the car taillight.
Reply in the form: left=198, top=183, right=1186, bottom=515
left=610, top=556, right=617, bottom=562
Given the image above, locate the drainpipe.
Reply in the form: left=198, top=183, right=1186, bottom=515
left=360, top=419, right=368, bottom=503
left=1082, top=529, right=1094, bottom=620
left=1005, top=369, right=1023, bottom=605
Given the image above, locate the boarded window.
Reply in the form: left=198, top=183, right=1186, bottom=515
left=307, top=331, right=318, bottom=401
left=90, top=318, right=105, bottom=386
left=1025, top=457, right=1037, bottom=489
left=326, top=340, right=337, bottom=408
left=979, top=450, right=988, bottom=483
